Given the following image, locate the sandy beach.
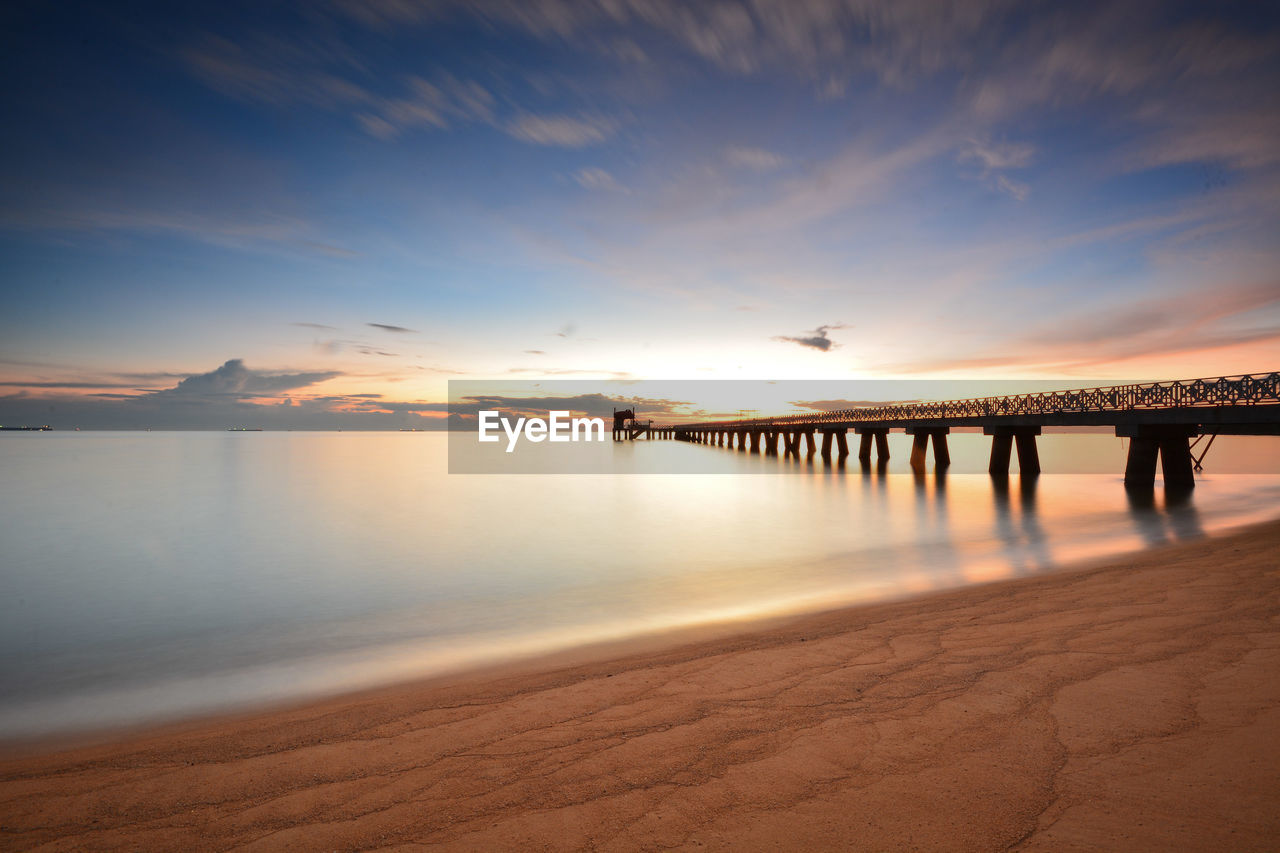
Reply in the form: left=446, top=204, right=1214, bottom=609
left=2, top=521, right=1279, bottom=851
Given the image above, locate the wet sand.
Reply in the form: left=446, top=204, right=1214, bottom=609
left=2, top=520, right=1279, bottom=851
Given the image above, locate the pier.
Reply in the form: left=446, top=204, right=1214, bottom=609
left=638, top=373, right=1280, bottom=489
left=612, top=408, right=652, bottom=441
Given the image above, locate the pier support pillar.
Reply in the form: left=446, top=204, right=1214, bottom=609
left=1118, top=425, right=1197, bottom=489
left=835, top=431, right=849, bottom=459
left=1159, top=435, right=1196, bottom=489
left=1015, top=433, right=1039, bottom=474
left=909, top=432, right=929, bottom=471
left=766, top=431, right=780, bottom=455
left=905, top=427, right=950, bottom=472
left=855, top=428, right=890, bottom=464
left=749, top=431, right=760, bottom=453
left=988, top=433, right=1013, bottom=474
left=820, top=431, right=834, bottom=461
left=1123, top=438, right=1159, bottom=488
left=985, top=426, right=1041, bottom=475
left=934, top=432, right=950, bottom=468
left=802, top=431, right=817, bottom=457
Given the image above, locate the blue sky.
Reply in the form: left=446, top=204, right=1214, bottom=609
left=1, top=0, right=1278, bottom=427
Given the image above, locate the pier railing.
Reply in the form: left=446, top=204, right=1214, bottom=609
left=657, top=372, right=1280, bottom=430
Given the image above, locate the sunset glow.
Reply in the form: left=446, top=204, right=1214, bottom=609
left=2, top=2, right=1277, bottom=427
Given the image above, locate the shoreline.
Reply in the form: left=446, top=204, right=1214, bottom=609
left=3, top=519, right=1279, bottom=849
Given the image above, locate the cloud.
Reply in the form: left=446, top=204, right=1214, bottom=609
left=959, top=138, right=1034, bottom=200
left=292, top=322, right=338, bottom=331
left=505, top=114, right=618, bottom=147
left=182, top=36, right=500, bottom=141
left=451, top=392, right=687, bottom=420
left=790, top=398, right=922, bottom=411
left=882, top=280, right=1280, bottom=374
left=525, top=349, right=547, bottom=355
left=959, top=139, right=1035, bottom=172
left=180, top=33, right=369, bottom=108
left=357, top=75, right=496, bottom=139
left=1, top=202, right=360, bottom=259
left=0, top=381, right=147, bottom=390
left=299, top=240, right=360, bottom=257
left=772, top=323, right=848, bottom=351
left=994, top=174, right=1030, bottom=201
left=337, top=0, right=1013, bottom=87
left=573, top=167, right=628, bottom=192
left=367, top=323, right=417, bottom=333
left=0, top=388, right=456, bottom=430
left=1127, top=108, right=1280, bottom=171
left=506, top=367, right=633, bottom=378
left=553, top=323, right=577, bottom=338
left=158, top=359, right=341, bottom=398
left=725, top=146, right=787, bottom=171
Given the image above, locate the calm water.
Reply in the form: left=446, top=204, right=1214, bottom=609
left=2, top=431, right=1278, bottom=740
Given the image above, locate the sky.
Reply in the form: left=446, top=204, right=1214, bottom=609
left=1, top=0, right=1278, bottom=428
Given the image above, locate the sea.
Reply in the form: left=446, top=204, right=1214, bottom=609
left=2, top=430, right=1278, bottom=740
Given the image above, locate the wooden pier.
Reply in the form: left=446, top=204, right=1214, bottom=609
left=638, top=373, right=1280, bottom=489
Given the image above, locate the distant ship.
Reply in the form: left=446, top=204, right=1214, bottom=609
left=0, top=425, right=52, bottom=431
left=227, top=428, right=264, bottom=432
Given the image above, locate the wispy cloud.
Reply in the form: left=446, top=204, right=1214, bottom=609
left=573, top=167, right=628, bottom=192
left=725, top=146, right=787, bottom=171
left=356, top=75, right=496, bottom=139
left=367, top=323, right=417, bottom=334
left=506, top=114, right=618, bottom=147
left=959, top=139, right=1035, bottom=172
left=959, top=138, right=1035, bottom=200
left=772, top=323, right=848, bottom=351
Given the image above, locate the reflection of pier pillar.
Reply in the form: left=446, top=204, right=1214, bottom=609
left=1118, top=425, right=1197, bottom=489
left=985, top=426, right=1041, bottom=475
left=905, top=427, right=950, bottom=472
left=855, top=428, right=890, bottom=464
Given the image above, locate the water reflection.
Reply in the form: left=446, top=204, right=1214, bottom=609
left=1, top=432, right=1276, bottom=739
left=989, top=474, right=1052, bottom=573
left=1125, top=485, right=1205, bottom=546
